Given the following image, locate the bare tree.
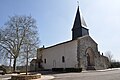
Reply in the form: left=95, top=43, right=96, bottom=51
left=0, top=15, right=39, bottom=72
left=21, top=25, right=39, bottom=75
left=105, top=51, right=113, bottom=68
left=105, top=51, right=113, bottom=62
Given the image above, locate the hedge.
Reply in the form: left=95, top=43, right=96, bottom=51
left=52, top=68, right=82, bottom=72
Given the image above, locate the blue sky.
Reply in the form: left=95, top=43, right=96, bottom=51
left=0, top=0, right=120, bottom=61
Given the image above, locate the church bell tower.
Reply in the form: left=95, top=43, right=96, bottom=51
left=72, top=6, right=89, bottom=40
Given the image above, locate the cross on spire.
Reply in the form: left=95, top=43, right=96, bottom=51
left=77, top=1, right=79, bottom=6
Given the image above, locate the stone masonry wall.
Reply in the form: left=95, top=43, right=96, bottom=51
left=77, top=35, right=109, bottom=70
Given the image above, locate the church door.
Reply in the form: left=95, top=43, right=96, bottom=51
left=86, top=48, right=95, bottom=66
left=87, top=54, right=91, bottom=66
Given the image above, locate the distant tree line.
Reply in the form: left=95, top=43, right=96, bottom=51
left=105, top=51, right=120, bottom=68
left=110, top=61, right=120, bottom=68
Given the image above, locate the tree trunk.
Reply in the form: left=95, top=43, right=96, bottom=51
left=26, top=50, right=28, bottom=75
left=26, top=58, right=28, bottom=75
left=13, top=57, right=17, bottom=72
left=9, top=54, right=12, bottom=72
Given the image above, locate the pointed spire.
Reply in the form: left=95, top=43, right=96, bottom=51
left=72, top=5, right=89, bottom=40
left=72, top=6, right=82, bottom=29
left=72, top=6, right=87, bottom=29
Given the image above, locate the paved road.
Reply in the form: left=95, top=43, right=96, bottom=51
left=0, top=69, right=120, bottom=80
left=53, top=69, right=120, bottom=80
left=0, top=74, right=11, bottom=80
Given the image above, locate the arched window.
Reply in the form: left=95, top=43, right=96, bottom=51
left=62, top=56, right=65, bottom=63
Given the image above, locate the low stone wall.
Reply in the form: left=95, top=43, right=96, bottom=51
left=11, top=74, right=41, bottom=80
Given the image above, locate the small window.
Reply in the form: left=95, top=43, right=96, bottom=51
left=38, top=62, right=41, bottom=68
left=62, top=56, right=65, bottom=63
left=44, top=59, right=46, bottom=63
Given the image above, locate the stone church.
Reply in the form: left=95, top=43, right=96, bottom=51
left=30, top=6, right=110, bottom=71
